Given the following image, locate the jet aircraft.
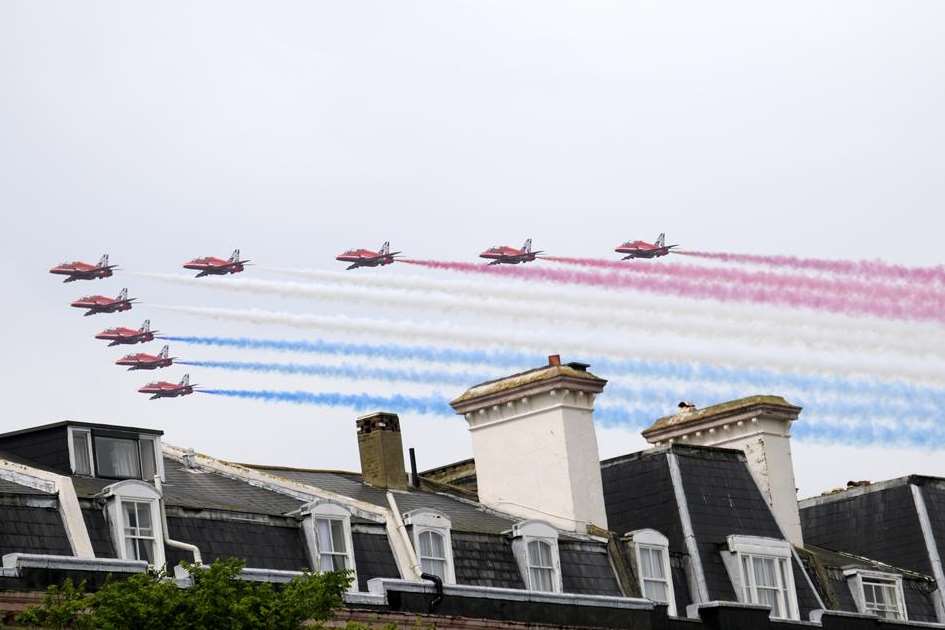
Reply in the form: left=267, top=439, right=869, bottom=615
left=614, top=233, right=678, bottom=259
left=95, top=320, right=156, bottom=346
left=479, top=239, right=542, bottom=265
left=138, top=373, right=195, bottom=399
left=117, top=345, right=174, bottom=371
left=336, top=241, right=401, bottom=270
left=70, top=288, right=136, bottom=316
left=49, top=254, right=117, bottom=282
left=183, top=249, right=249, bottom=277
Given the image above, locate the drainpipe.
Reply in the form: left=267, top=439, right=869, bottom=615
left=154, top=476, right=202, bottom=565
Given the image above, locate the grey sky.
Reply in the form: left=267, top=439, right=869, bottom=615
left=2, top=2, right=943, bottom=497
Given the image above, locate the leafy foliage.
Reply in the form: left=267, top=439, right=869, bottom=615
left=15, top=558, right=352, bottom=630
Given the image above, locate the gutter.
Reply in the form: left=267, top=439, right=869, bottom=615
left=153, top=476, right=202, bottom=564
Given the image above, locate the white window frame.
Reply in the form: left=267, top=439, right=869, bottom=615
left=300, top=500, right=358, bottom=591
left=101, top=480, right=166, bottom=568
left=138, top=434, right=165, bottom=482
left=510, top=520, right=562, bottom=593
left=723, top=535, right=799, bottom=621
left=68, top=427, right=95, bottom=476
left=626, top=529, right=677, bottom=615
left=403, top=510, right=456, bottom=584
left=844, top=569, right=908, bottom=621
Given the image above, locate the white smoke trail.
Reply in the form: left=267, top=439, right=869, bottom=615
left=152, top=304, right=945, bottom=386
left=138, top=271, right=945, bottom=362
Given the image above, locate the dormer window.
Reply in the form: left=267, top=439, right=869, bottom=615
left=723, top=535, right=799, bottom=621
left=300, top=500, right=358, bottom=589
left=511, top=520, right=561, bottom=593
left=69, top=427, right=162, bottom=480
left=845, top=570, right=907, bottom=621
left=100, top=480, right=166, bottom=568
left=625, top=529, right=676, bottom=615
left=403, top=510, right=456, bottom=584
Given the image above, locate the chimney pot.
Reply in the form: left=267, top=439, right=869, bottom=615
left=548, top=354, right=561, bottom=366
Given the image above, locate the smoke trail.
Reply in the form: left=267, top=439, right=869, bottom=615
left=674, top=251, right=945, bottom=286
left=400, top=260, right=945, bottom=325
left=154, top=305, right=945, bottom=385
left=162, top=333, right=945, bottom=405
left=260, top=267, right=945, bottom=361
left=183, top=358, right=942, bottom=422
left=143, top=272, right=945, bottom=360
left=541, top=256, right=945, bottom=311
left=200, top=388, right=941, bottom=448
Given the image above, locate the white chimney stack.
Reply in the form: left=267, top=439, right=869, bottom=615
left=642, top=396, right=804, bottom=546
left=450, top=355, right=608, bottom=533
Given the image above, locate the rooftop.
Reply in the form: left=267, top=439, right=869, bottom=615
left=641, top=394, right=800, bottom=438
left=451, top=357, right=606, bottom=407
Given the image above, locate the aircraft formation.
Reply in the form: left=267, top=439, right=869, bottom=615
left=48, top=234, right=679, bottom=401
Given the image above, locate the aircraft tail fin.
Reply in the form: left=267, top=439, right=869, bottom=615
left=140, top=319, right=150, bottom=333
left=159, top=345, right=169, bottom=359
left=230, top=249, right=240, bottom=262
left=180, top=374, right=190, bottom=386
left=98, top=254, right=109, bottom=267
left=117, top=288, right=128, bottom=301
left=380, top=241, right=390, bottom=256
left=656, top=233, right=666, bottom=248
left=523, top=238, right=532, bottom=253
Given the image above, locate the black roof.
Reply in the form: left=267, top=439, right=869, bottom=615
left=0, top=420, right=163, bottom=439
left=0, top=477, right=52, bottom=495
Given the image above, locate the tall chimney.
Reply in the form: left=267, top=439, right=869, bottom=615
left=356, top=412, right=407, bottom=491
left=450, top=355, right=608, bottom=533
left=642, top=396, right=804, bottom=546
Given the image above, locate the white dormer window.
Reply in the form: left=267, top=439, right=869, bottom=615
left=300, top=501, right=358, bottom=589
left=723, top=535, right=799, bottom=621
left=69, top=427, right=163, bottom=481
left=511, top=520, right=561, bottom=593
left=100, top=480, right=166, bottom=568
left=845, top=570, right=907, bottom=621
left=403, top=510, right=456, bottom=584
left=625, top=529, right=676, bottom=615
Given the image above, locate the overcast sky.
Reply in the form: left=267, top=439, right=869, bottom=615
left=2, top=1, right=943, bottom=498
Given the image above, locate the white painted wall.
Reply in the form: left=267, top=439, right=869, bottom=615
left=464, top=389, right=608, bottom=532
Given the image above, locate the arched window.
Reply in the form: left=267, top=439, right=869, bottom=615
left=526, top=539, right=556, bottom=592
left=403, top=509, right=456, bottom=584
left=98, top=480, right=166, bottom=568
left=625, top=529, right=676, bottom=615
left=300, top=500, right=358, bottom=589
left=511, top=520, right=561, bottom=593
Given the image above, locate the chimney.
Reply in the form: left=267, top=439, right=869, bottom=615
left=450, top=355, right=608, bottom=533
left=642, top=396, right=804, bottom=546
left=356, top=412, right=407, bottom=490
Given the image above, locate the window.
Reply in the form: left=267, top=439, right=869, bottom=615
left=140, top=438, right=157, bottom=481
left=315, top=518, right=349, bottom=571
left=625, top=529, right=676, bottom=615
left=69, top=428, right=94, bottom=476
left=845, top=570, right=906, bottom=621
left=511, top=520, right=561, bottom=593
left=123, top=500, right=156, bottom=562
left=96, top=436, right=142, bottom=478
left=724, top=535, right=798, bottom=620
left=403, top=509, right=456, bottom=584
left=100, top=480, right=166, bottom=568
left=300, top=501, right=358, bottom=589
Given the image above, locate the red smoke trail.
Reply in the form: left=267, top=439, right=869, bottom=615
left=400, top=259, right=945, bottom=324
left=541, top=256, right=945, bottom=311
left=674, top=251, right=945, bottom=285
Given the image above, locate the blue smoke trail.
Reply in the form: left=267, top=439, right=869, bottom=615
left=185, top=358, right=938, bottom=422
left=164, top=335, right=945, bottom=407
left=200, top=388, right=943, bottom=448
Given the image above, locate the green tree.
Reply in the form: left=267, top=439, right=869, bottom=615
left=16, top=558, right=352, bottom=630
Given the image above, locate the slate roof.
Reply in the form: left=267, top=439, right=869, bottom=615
left=248, top=466, right=518, bottom=534
left=0, top=506, right=72, bottom=558
left=0, top=477, right=51, bottom=495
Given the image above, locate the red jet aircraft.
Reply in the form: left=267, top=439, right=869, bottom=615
left=70, top=288, right=136, bottom=316
left=138, top=373, right=195, bottom=399
left=183, top=249, right=249, bottom=277
left=479, top=239, right=542, bottom=265
left=117, top=345, right=174, bottom=371
left=49, top=254, right=117, bottom=283
left=95, top=319, right=156, bottom=346
left=336, top=241, right=401, bottom=270
left=614, top=233, right=678, bottom=259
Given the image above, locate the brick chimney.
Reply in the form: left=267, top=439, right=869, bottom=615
left=356, top=412, right=407, bottom=490
left=450, top=355, right=608, bottom=533
left=642, top=396, right=804, bottom=546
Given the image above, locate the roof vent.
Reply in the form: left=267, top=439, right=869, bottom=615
left=548, top=354, right=561, bottom=367
left=566, top=361, right=590, bottom=372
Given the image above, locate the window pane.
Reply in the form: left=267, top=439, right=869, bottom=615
left=644, top=579, right=669, bottom=603
left=331, top=554, right=348, bottom=571
left=137, top=539, right=154, bottom=563
left=73, top=432, right=92, bottom=475
left=316, top=519, right=332, bottom=551
left=140, top=439, right=156, bottom=481
left=530, top=567, right=553, bottom=592
left=124, top=502, right=138, bottom=529
left=95, top=436, right=141, bottom=478
left=135, top=503, right=152, bottom=532
left=330, top=520, right=346, bottom=553
left=422, top=557, right=446, bottom=579
left=319, top=554, right=335, bottom=572
left=419, top=531, right=433, bottom=557
left=429, top=531, right=445, bottom=557
left=640, top=547, right=665, bottom=579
